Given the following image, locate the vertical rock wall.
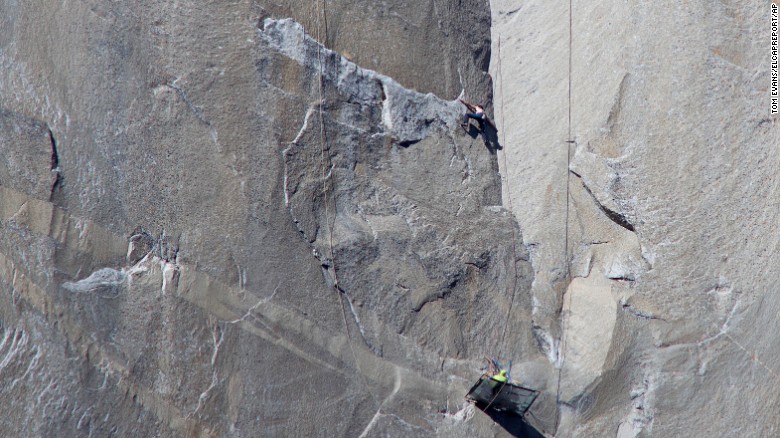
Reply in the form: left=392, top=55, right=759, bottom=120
left=0, top=1, right=541, bottom=437
left=6, top=0, right=776, bottom=436
left=493, top=1, right=780, bottom=436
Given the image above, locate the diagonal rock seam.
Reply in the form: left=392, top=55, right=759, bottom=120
left=339, top=286, right=381, bottom=355
left=47, top=127, right=62, bottom=202
left=619, top=300, right=664, bottom=321
left=2, top=3, right=514, bottom=436
left=272, top=16, right=507, bottom=360
left=259, top=18, right=464, bottom=147
left=1, top=236, right=450, bottom=435
left=570, top=169, right=636, bottom=232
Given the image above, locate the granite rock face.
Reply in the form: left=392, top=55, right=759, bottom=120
left=492, top=1, right=780, bottom=436
left=4, top=0, right=775, bottom=436
left=0, top=1, right=540, bottom=437
left=260, top=0, right=493, bottom=101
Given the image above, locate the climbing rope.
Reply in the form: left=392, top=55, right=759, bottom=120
left=482, top=379, right=508, bottom=413
left=490, top=7, right=780, bottom=438
left=496, top=33, right=521, bottom=358
left=553, top=1, right=575, bottom=435
left=316, top=0, right=336, bottom=281
left=488, top=8, right=576, bottom=434
left=482, top=34, right=560, bottom=434
left=564, top=0, right=573, bottom=283
left=314, top=0, right=378, bottom=408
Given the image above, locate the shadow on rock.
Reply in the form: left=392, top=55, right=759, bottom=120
left=482, top=408, right=546, bottom=438
left=464, top=124, right=502, bottom=154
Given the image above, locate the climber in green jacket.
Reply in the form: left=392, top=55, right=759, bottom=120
left=491, top=369, right=508, bottom=383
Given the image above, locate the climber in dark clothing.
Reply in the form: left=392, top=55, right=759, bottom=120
left=460, top=99, right=496, bottom=131
left=461, top=101, right=485, bottom=129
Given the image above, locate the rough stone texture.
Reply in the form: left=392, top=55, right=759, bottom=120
left=6, top=0, right=776, bottom=436
left=0, top=1, right=540, bottom=437
left=260, top=0, right=493, bottom=101
left=493, top=0, right=779, bottom=436
left=0, top=110, right=60, bottom=201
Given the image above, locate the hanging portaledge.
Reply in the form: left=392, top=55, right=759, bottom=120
left=466, top=374, right=539, bottom=417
